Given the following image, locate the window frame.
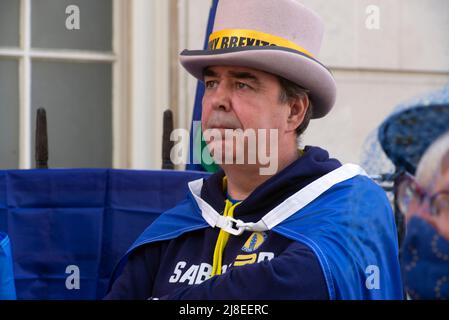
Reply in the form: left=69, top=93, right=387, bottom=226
left=0, top=0, right=129, bottom=169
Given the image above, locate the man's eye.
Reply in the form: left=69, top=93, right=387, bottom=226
left=236, top=82, right=250, bottom=89
left=205, top=80, right=218, bottom=88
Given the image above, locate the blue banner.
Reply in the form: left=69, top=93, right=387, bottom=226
left=0, top=169, right=209, bottom=299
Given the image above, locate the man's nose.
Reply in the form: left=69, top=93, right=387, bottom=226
left=210, top=83, right=232, bottom=112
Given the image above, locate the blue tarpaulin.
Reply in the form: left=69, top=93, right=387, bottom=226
left=0, top=169, right=210, bottom=300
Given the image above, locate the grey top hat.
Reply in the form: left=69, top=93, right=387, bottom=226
left=179, top=0, right=336, bottom=119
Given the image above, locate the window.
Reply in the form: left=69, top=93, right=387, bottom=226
left=0, top=0, right=128, bottom=169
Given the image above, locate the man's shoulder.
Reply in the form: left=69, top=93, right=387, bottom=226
left=324, top=173, right=388, bottom=201
left=290, top=172, right=392, bottom=223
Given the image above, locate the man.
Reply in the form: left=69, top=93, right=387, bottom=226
left=398, top=131, right=449, bottom=299
left=105, top=0, right=403, bottom=300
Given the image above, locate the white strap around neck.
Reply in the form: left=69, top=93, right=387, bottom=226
left=188, top=164, right=368, bottom=236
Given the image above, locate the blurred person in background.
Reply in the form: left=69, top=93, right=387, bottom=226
left=397, top=131, right=449, bottom=299
left=375, top=87, right=449, bottom=299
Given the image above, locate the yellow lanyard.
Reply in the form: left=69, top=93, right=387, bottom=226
left=211, top=150, right=304, bottom=276
left=211, top=199, right=241, bottom=276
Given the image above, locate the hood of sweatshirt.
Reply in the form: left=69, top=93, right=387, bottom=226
left=200, top=146, right=342, bottom=218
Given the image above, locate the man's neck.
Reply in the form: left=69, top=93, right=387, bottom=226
left=222, top=147, right=300, bottom=201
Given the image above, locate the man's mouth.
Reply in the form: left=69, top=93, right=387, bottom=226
left=210, top=126, right=238, bottom=130
left=204, top=126, right=241, bottom=142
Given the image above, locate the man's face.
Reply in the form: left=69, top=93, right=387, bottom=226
left=201, top=65, right=291, bottom=167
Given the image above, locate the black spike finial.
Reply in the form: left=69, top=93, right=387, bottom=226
left=35, top=108, right=48, bottom=169
left=162, top=109, right=175, bottom=170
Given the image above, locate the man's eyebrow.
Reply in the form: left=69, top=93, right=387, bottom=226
left=227, top=71, right=260, bottom=84
left=203, top=68, right=261, bottom=85
left=203, top=68, right=218, bottom=78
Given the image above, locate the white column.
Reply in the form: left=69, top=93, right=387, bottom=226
left=129, top=0, right=170, bottom=169
left=112, top=0, right=130, bottom=169
left=19, top=0, right=32, bottom=169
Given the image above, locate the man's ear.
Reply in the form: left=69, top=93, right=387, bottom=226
left=286, top=94, right=309, bottom=133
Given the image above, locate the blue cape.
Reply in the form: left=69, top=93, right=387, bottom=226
left=110, top=175, right=403, bottom=300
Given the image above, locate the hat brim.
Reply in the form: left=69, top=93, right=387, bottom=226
left=179, top=46, right=336, bottom=119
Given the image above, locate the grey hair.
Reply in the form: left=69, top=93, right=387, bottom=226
left=277, top=76, right=313, bottom=138
left=416, top=131, right=449, bottom=189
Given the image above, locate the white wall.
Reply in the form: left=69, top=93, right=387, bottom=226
left=304, top=70, right=449, bottom=164
left=175, top=0, right=449, bottom=165
left=300, top=0, right=449, bottom=164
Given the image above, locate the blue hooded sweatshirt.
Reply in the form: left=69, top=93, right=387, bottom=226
left=105, top=146, right=403, bottom=300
